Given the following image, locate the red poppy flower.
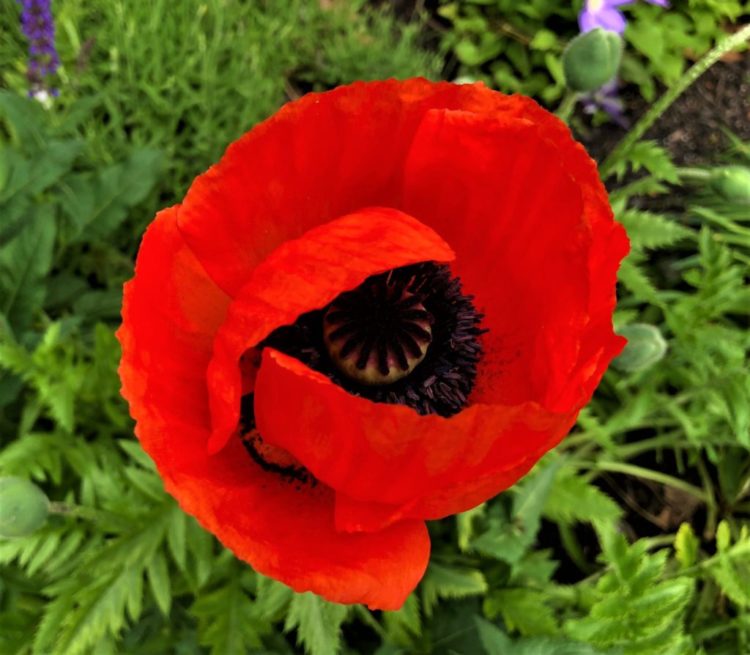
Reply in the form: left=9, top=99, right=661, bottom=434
left=118, top=78, right=628, bottom=610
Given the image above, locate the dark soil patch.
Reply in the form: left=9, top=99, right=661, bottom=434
left=579, top=51, right=750, bottom=166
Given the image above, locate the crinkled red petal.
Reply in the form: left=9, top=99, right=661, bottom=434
left=121, top=80, right=628, bottom=584
left=255, top=349, right=577, bottom=518
left=176, top=79, right=523, bottom=297
left=248, top=94, right=626, bottom=525
left=206, top=207, right=455, bottom=453
left=401, top=106, right=628, bottom=412
left=118, top=208, right=430, bottom=610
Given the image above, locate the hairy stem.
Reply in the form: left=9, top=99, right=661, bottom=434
left=583, top=460, right=710, bottom=504
left=600, top=24, right=750, bottom=178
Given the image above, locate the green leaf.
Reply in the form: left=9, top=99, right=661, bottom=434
left=565, top=534, right=695, bottom=654
left=475, top=616, right=512, bottom=654
left=617, top=209, right=693, bottom=251
left=0, top=90, right=47, bottom=147
left=618, top=257, right=662, bottom=306
left=284, top=592, right=348, bottom=655
left=146, top=551, right=172, bottom=616
left=457, top=503, right=487, bottom=552
left=421, top=562, right=488, bottom=617
left=192, top=569, right=263, bottom=655
left=543, top=468, right=622, bottom=526
left=0, top=204, right=56, bottom=333
left=254, top=575, right=294, bottom=623
left=512, top=459, right=561, bottom=536
left=710, top=522, right=750, bottom=607
left=530, top=29, right=558, bottom=51
left=2, top=140, right=82, bottom=202
left=383, top=594, right=421, bottom=647
left=60, top=149, right=162, bottom=242
left=484, top=588, right=558, bottom=636
left=674, top=523, right=699, bottom=569
left=610, top=141, right=679, bottom=183
left=166, top=509, right=188, bottom=573
left=477, top=619, right=609, bottom=655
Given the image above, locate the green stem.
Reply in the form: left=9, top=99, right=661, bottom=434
left=677, top=167, right=713, bottom=182
left=559, top=523, right=594, bottom=574
left=48, top=501, right=104, bottom=522
left=582, top=460, right=710, bottom=503
left=641, top=534, right=678, bottom=550
left=696, top=457, right=718, bottom=539
left=556, top=91, right=579, bottom=123
left=614, top=433, right=687, bottom=459
left=600, top=24, right=750, bottom=179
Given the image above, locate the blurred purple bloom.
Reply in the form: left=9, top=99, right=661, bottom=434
left=579, top=0, right=669, bottom=35
left=19, top=0, right=60, bottom=100
left=582, top=79, right=629, bottom=127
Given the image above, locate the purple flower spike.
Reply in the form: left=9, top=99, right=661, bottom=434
left=579, top=0, right=669, bottom=35
left=18, top=0, right=60, bottom=102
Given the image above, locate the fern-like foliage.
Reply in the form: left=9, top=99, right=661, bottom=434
left=565, top=530, right=695, bottom=654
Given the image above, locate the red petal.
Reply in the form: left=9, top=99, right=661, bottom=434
left=254, top=349, right=577, bottom=520
left=251, top=97, right=625, bottom=525
left=402, top=105, right=628, bottom=412
left=119, top=208, right=430, bottom=610
left=205, top=207, right=454, bottom=453
left=334, top=456, right=543, bottom=533
left=176, top=79, right=520, bottom=297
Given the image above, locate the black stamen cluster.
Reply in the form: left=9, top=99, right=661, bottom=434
left=259, top=262, right=486, bottom=417
left=239, top=394, right=316, bottom=486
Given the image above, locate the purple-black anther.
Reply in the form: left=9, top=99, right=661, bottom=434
left=19, top=0, right=60, bottom=99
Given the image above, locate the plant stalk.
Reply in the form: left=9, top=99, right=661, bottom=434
left=600, top=24, right=750, bottom=178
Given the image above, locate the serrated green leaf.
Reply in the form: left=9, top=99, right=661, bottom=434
left=617, top=209, right=693, bottom=251
left=146, top=551, right=171, bottom=616
left=543, top=468, right=622, bottom=526
left=674, top=523, right=699, bottom=569
left=421, top=563, right=488, bottom=617
left=166, top=509, right=187, bottom=573
left=253, top=575, right=293, bottom=623
left=484, top=588, right=558, bottom=636
left=284, top=592, right=348, bottom=655
left=512, top=458, right=561, bottom=537
left=618, top=257, right=662, bottom=306
left=457, top=503, right=486, bottom=552
left=611, top=140, right=679, bottom=183
left=383, top=594, right=421, bottom=647
left=192, top=570, right=263, bottom=655
left=710, top=522, right=750, bottom=607
left=565, top=533, right=694, bottom=654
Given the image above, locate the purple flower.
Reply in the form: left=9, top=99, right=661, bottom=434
left=579, top=0, right=669, bottom=35
left=18, top=0, right=60, bottom=101
left=582, top=79, right=629, bottom=127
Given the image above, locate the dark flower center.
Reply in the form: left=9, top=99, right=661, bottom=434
left=258, top=262, right=486, bottom=418
left=239, top=394, right=316, bottom=488
left=323, top=271, right=433, bottom=386
left=239, top=262, right=486, bottom=478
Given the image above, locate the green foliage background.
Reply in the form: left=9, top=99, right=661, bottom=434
left=1, top=1, right=749, bottom=654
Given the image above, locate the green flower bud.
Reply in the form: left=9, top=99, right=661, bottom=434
left=563, top=29, right=623, bottom=93
left=710, top=166, right=750, bottom=205
left=0, top=476, right=50, bottom=538
left=612, top=323, right=667, bottom=373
